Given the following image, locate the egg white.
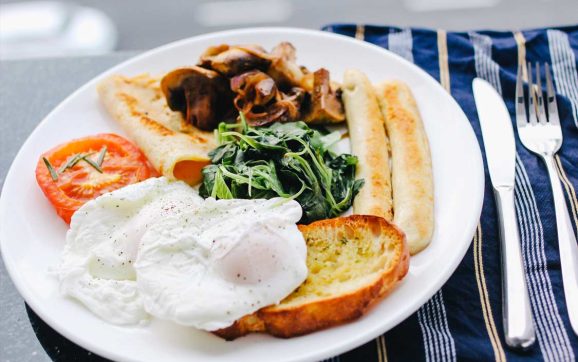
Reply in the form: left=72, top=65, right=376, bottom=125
left=57, top=177, right=307, bottom=330
left=135, top=197, right=307, bottom=330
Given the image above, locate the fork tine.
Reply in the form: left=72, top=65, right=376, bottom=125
left=527, top=62, right=538, bottom=125
left=516, top=63, right=528, bottom=127
left=545, top=63, right=560, bottom=126
left=535, top=63, right=548, bottom=124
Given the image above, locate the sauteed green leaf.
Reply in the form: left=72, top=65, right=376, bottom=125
left=199, top=115, right=364, bottom=223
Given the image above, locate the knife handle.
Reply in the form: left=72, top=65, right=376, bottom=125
left=494, top=186, right=536, bottom=349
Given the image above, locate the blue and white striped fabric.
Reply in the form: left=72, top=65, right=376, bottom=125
left=322, top=24, right=578, bottom=362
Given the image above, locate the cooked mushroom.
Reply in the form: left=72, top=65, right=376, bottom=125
left=272, top=42, right=297, bottom=62
left=304, top=68, right=345, bottom=124
left=241, top=94, right=303, bottom=127
left=230, top=70, right=305, bottom=126
left=230, top=70, right=277, bottom=108
left=199, top=44, right=272, bottom=77
left=161, top=66, right=234, bottom=131
left=267, top=42, right=310, bottom=91
left=270, top=86, right=305, bottom=122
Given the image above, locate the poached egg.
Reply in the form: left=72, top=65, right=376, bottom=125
left=57, top=177, right=307, bottom=330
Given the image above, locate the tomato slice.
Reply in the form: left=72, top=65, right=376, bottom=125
left=35, top=133, right=158, bottom=224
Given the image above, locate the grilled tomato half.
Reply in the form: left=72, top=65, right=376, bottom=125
left=35, top=133, right=158, bottom=223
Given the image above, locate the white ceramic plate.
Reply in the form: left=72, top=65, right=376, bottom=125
left=0, top=28, right=484, bottom=362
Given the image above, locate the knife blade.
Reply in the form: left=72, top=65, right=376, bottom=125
left=473, top=78, right=536, bottom=349
left=473, top=79, right=516, bottom=188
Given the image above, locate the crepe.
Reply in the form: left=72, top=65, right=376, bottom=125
left=375, top=81, right=434, bottom=254
left=97, top=74, right=216, bottom=185
left=341, top=69, right=393, bottom=221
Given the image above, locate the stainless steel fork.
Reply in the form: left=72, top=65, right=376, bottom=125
left=516, top=62, right=578, bottom=336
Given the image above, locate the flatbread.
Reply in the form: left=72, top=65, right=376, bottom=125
left=341, top=69, right=393, bottom=221
left=97, top=74, right=216, bottom=185
left=375, top=81, right=434, bottom=254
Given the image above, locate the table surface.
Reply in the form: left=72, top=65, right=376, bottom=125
left=0, top=53, right=138, bottom=362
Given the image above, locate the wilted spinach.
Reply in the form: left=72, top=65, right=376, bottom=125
left=199, top=115, right=364, bottom=223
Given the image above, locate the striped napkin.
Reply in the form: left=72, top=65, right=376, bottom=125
left=322, top=24, right=578, bottom=362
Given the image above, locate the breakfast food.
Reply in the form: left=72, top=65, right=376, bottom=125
left=97, top=74, right=215, bottom=185
left=215, top=215, right=409, bottom=339
left=162, top=42, right=345, bottom=129
left=57, top=177, right=307, bottom=328
left=375, top=81, right=434, bottom=254
left=35, top=133, right=157, bottom=223
left=342, top=69, right=393, bottom=221
left=161, top=66, right=235, bottom=130
left=32, top=41, right=435, bottom=341
left=199, top=118, right=363, bottom=223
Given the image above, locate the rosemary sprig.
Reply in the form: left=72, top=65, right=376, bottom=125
left=58, top=153, right=83, bottom=173
left=43, top=157, right=59, bottom=181
left=96, top=146, right=107, bottom=167
left=82, top=155, right=103, bottom=173
left=46, top=149, right=104, bottom=182
left=57, top=152, right=96, bottom=173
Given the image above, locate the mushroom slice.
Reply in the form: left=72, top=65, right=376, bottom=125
left=269, top=87, right=305, bottom=122
left=243, top=99, right=300, bottom=127
left=267, top=42, right=310, bottom=91
left=230, top=70, right=305, bottom=127
left=161, top=66, right=234, bottom=131
left=305, top=68, right=345, bottom=124
left=230, top=70, right=278, bottom=108
left=199, top=44, right=272, bottom=77
left=272, top=41, right=297, bottom=62
left=280, top=87, right=306, bottom=115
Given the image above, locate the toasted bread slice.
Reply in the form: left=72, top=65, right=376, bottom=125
left=214, top=215, right=409, bottom=340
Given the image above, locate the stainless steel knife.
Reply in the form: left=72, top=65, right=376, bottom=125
left=472, top=78, right=536, bottom=349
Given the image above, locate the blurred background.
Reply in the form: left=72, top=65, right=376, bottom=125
left=0, top=0, right=577, bottom=59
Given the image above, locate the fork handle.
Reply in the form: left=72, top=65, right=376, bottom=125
left=543, top=155, right=578, bottom=336
left=494, top=186, right=536, bottom=349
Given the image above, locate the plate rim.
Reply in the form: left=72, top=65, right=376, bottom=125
left=0, top=26, right=485, bottom=362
